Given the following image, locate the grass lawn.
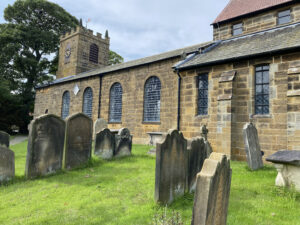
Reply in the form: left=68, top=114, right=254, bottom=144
left=0, top=141, right=299, bottom=225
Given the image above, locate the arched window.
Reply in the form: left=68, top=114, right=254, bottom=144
left=83, top=87, right=93, bottom=118
left=89, top=44, right=99, bottom=63
left=61, top=91, right=70, bottom=119
left=143, top=76, right=161, bottom=122
left=109, top=83, right=123, bottom=122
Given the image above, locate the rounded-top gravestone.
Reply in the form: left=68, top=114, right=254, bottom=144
left=95, top=128, right=115, bottom=160
left=93, top=118, right=108, bottom=139
left=115, top=128, right=132, bottom=157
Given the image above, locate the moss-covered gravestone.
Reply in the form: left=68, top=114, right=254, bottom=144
left=95, top=128, right=115, bottom=160
left=0, top=146, right=14, bottom=183
left=25, top=114, right=65, bottom=179
left=0, top=131, right=9, bottom=148
left=64, top=113, right=93, bottom=169
left=115, top=128, right=132, bottom=157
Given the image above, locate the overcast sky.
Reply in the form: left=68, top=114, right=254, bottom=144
left=0, top=0, right=229, bottom=62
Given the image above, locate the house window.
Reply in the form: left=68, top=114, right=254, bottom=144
left=278, top=9, right=291, bottom=25
left=197, top=74, right=208, bottom=115
left=89, top=44, right=99, bottom=63
left=232, top=23, right=243, bottom=36
left=144, top=76, right=161, bottom=122
left=255, top=65, right=269, bottom=115
left=83, top=87, right=93, bottom=118
left=109, top=83, right=123, bottom=122
left=61, top=91, right=70, bottom=119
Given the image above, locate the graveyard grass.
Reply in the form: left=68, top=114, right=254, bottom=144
left=0, top=141, right=300, bottom=225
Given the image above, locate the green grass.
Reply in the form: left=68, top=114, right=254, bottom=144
left=0, top=141, right=299, bottom=225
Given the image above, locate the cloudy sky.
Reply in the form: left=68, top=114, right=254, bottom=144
left=0, top=0, right=229, bottom=62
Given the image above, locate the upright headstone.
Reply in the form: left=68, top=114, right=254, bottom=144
left=187, top=137, right=211, bottom=192
left=0, top=146, right=15, bottom=183
left=64, top=113, right=93, bottom=169
left=192, top=153, right=232, bottom=225
left=25, top=114, right=65, bottom=178
left=95, top=128, right=115, bottom=159
left=115, top=128, right=132, bottom=157
left=243, top=123, right=264, bottom=170
left=94, top=118, right=108, bottom=139
left=155, top=129, right=188, bottom=204
left=0, top=131, right=9, bottom=148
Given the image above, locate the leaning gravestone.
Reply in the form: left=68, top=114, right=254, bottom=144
left=64, top=113, right=93, bottom=169
left=0, top=131, right=9, bottom=148
left=114, top=128, right=132, bottom=157
left=0, top=146, right=15, bottom=183
left=95, top=128, right=115, bottom=159
left=243, top=123, right=264, bottom=170
left=155, top=129, right=188, bottom=204
left=187, top=137, right=211, bottom=192
left=191, top=153, right=232, bottom=225
left=25, top=114, right=65, bottom=178
left=93, top=118, right=108, bottom=139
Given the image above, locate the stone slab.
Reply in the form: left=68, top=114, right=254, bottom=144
left=266, top=150, right=300, bottom=166
left=25, top=114, right=65, bottom=178
left=93, top=118, right=107, bottom=139
left=0, top=146, right=15, bottom=183
left=64, top=113, right=93, bottom=169
left=0, top=131, right=9, bottom=148
left=115, top=128, right=132, bottom=157
left=95, top=128, right=115, bottom=160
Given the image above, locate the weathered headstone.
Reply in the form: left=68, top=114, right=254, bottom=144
left=93, top=118, right=108, bottom=139
left=0, top=146, right=15, bottom=183
left=25, top=114, right=65, bottom=178
left=187, top=137, right=211, bottom=192
left=0, top=131, right=9, bottom=148
left=64, top=113, right=93, bottom=169
left=155, top=129, right=188, bottom=204
left=191, top=153, right=232, bottom=225
left=200, top=125, right=209, bottom=141
left=243, top=123, right=264, bottom=170
left=115, top=128, right=132, bottom=157
left=95, top=128, right=115, bottom=159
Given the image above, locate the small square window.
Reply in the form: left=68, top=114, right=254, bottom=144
left=232, top=23, right=243, bottom=36
left=278, top=9, right=291, bottom=25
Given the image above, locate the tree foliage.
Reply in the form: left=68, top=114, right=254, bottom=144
left=109, top=50, right=124, bottom=65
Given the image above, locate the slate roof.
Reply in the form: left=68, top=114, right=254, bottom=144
left=37, top=42, right=212, bottom=88
left=175, top=22, right=300, bottom=70
left=213, top=0, right=294, bottom=24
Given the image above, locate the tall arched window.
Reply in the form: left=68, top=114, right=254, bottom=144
left=61, top=91, right=70, bottom=119
left=143, top=76, right=161, bottom=122
left=89, top=44, right=99, bottom=63
left=109, top=83, right=123, bottom=122
left=83, top=87, right=93, bottom=118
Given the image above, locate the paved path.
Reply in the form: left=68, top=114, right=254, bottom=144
left=10, top=135, right=28, bottom=146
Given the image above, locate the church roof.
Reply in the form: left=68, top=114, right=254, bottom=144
left=213, top=0, right=294, bottom=24
left=175, top=22, right=300, bottom=70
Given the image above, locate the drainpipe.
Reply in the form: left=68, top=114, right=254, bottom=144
left=98, top=75, right=103, bottom=118
left=176, top=71, right=181, bottom=131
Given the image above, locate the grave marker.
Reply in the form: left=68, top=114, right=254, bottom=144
left=0, top=146, right=14, bottom=183
left=95, top=128, right=115, bottom=159
left=0, top=131, right=9, bottom=148
left=115, top=128, right=132, bottom=157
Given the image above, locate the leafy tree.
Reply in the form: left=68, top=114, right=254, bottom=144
left=0, top=0, right=78, bottom=133
left=109, top=50, right=124, bottom=65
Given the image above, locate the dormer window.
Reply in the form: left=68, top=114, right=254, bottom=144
left=278, top=9, right=291, bottom=25
left=232, top=23, right=243, bottom=36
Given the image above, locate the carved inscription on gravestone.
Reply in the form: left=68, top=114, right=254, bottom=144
left=25, top=114, right=65, bottom=178
left=0, top=131, right=9, bottom=148
left=192, top=153, right=232, bottom=225
left=243, top=123, right=264, bottom=170
left=155, top=129, right=188, bottom=204
left=95, top=128, right=115, bottom=159
left=115, top=128, right=132, bottom=157
left=64, top=113, right=93, bottom=169
left=0, top=146, right=15, bottom=183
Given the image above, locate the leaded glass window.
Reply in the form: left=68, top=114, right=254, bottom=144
left=233, top=23, right=243, bottom=36
left=61, top=91, right=70, bottom=119
left=255, top=65, right=269, bottom=115
left=89, top=44, right=99, bottom=63
left=144, top=76, right=161, bottom=122
left=109, top=83, right=123, bottom=122
left=197, top=74, right=208, bottom=115
left=83, top=87, right=93, bottom=117
left=278, top=9, right=291, bottom=25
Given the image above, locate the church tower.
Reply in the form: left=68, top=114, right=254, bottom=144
left=56, top=24, right=110, bottom=79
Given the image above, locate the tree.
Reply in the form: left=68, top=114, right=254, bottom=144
left=109, top=50, right=124, bottom=65
left=0, top=0, right=78, bottom=133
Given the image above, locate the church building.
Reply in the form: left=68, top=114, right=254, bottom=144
left=34, top=0, right=300, bottom=161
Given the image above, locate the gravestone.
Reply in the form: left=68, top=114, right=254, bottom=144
left=0, top=146, right=15, bottom=183
left=25, top=114, right=65, bottom=178
left=115, top=128, right=132, bottom=157
left=192, top=153, right=232, bottom=225
left=187, top=137, right=211, bottom=192
left=95, top=128, right=115, bottom=159
left=0, top=131, right=9, bottom=148
left=155, top=129, right=188, bottom=204
left=64, top=113, right=93, bottom=169
left=243, top=123, right=264, bottom=170
left=94, top=118, right=108, bottom=139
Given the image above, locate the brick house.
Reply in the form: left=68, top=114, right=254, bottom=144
left=34, top=0, right=300, bottom=160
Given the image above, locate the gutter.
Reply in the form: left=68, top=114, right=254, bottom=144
left=176, top=71, right=181, bottom=131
